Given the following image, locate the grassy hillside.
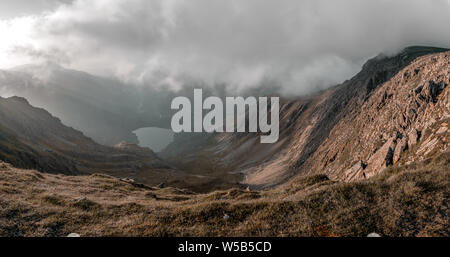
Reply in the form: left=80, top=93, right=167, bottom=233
left=1, top=151, right=448, bottom=237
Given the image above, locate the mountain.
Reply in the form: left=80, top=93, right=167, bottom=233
left=0, top=63, right=274, bottom=148
left=0, top=95, right=244, bottom=191
left=0, top=46, right=448, bottom=237
left=0, top=63, right=175, bottom=146
left=3, top=46, right=445, bottom=191
left=162, top=46, right=449, bottom=188
left=0, top=95, right=165, bottom=173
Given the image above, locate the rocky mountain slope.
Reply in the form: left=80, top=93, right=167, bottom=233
left=313, top=50, right=449, bottom=182
left=162, top=46, right=449, bottom=188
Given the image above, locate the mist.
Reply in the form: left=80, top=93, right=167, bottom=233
left=0, top=0, right=449, bottom=96
left=134, top=127, right=174, bottom=152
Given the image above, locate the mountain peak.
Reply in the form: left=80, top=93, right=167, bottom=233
left=8, top=61, right=66, bottom=82
left=363, top=45, right=449, bottom=70
left=10, top=61, right=64, bottom=72
left=400, top=45, right=449, bottom=55
left=6, top=95, right=30, bottom=104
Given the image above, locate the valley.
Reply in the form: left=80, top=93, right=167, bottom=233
left=0, top=46, right=449, bottom=236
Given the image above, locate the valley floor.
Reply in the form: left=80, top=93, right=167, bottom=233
left=0, top=152, right=448, bottom=237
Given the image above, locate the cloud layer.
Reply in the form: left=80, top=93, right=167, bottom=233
left=1, top=0, right=450, bottom=95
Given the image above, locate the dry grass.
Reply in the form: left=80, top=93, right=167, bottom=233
left=0, top=152, right=448, bottom=237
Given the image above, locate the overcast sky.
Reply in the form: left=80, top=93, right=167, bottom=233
left=1, top=0, right=450, bottom=95
left=0, top=0, right=73, bottom=19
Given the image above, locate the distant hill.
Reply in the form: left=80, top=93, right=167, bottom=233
left=0, top=94, right=168, bottom=171
left=0, top=95, right=243, bottom=191
left=0, top=63, right=175, bottom=146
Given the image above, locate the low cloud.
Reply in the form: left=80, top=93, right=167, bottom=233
left=1, top=0, right=450, bottom=95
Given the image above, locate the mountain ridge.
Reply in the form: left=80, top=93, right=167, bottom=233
left=162, top=46, right=449, bottom=189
